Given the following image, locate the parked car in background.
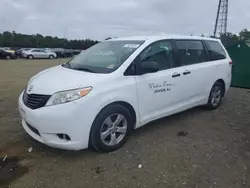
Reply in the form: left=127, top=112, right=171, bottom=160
left=22, top=49, right=57, bottom=59
left=0, top=49, right=16, bottom=59
left=52, top=48, right=74, bottom=58
left=15, top=48, right=30, bottom=57
left=2, top=47, right=16, bottom=55
left=72, top=49, right=82, bottom=55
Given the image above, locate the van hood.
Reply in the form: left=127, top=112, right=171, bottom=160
left=27, top=65, right=109, bottom=95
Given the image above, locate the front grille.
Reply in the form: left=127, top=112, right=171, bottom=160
left=26, top=122, right=40, bottom=136
left=23, top=90, right=51, bottom=109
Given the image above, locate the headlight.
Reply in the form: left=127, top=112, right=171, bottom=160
left=46, top=87, right=92, bottom=106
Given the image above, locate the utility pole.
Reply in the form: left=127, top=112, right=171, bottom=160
left=214, top=0, right=229, bottom=37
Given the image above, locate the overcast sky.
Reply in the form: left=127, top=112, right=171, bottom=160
left=0, top=0, right=249, bottom=40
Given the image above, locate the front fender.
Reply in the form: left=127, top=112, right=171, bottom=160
left=77, top=76, right=140, bottom=128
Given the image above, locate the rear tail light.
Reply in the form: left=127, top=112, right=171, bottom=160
left=229, top=61, right=233, bottom=65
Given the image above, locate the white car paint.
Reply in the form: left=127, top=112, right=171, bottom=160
left=18, top=35, right=232, bottom=150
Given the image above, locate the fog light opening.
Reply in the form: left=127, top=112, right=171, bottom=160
left=57, top=134, right=71, bottom=141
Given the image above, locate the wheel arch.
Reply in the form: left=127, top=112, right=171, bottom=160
left=215, top=79, right=226, bottom=96
left=97, top=101, right=137, bottom=129
left=27, top=54, right=34, bottom=58
left=88, top=100, right=138, bottom=149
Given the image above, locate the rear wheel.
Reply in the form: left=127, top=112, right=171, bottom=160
left=27, top=55, right=34, bottom=59
left=205, top=82, right=223, bottom=110
left=90, top=104, right=133, bottom=152
left=5, top=55, right=11, bottom=60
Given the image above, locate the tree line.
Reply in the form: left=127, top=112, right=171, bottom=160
left=0, top=29, right=249, bottom=50
left=0, top=31, right=99, bottom=50
left=213, top=29, right=250, bottom=47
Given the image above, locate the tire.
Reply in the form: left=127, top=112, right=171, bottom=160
left=5, top=55, right=11, bottom=60
left=204, top=81, right=224, bottom=110
left=27, top=55, right=34, bottom=60
left=90, top=104, right=133, bottom=152
left=49, top=55, right=54, bottom=59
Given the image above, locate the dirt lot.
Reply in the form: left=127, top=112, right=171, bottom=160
left=0, top=59, right=250, bottom=188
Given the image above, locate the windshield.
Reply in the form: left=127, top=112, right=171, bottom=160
left=64, top=40, right=144, bottom=73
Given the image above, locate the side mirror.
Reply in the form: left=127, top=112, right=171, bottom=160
left=139, top=61, right=159, bottom=74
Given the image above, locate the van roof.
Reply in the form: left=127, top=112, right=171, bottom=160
left=109, top=35, right=220, bottom=42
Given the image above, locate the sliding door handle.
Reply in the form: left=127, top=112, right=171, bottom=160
left=172, top=73, right=181, bottom=78
left=183, top=71, right=191, bottom=75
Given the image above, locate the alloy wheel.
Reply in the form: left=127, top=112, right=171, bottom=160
left=100, top=113, right=128, bottom=146
left=211, top=86, right=222, bottom=107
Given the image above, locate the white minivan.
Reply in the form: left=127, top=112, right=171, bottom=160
left=18, top=35, right=232, bottom=152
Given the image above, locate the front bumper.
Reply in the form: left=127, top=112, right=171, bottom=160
left=18, top=92, right=97, bottom=150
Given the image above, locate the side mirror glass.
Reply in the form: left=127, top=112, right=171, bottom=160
left=139, top=61, right=159, bottom=74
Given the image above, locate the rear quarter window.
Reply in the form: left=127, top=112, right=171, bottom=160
left=205, top=40, right=226, bottom=61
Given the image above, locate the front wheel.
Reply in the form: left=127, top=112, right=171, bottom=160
left=90, top=104, right=133, bottom=152
left=49, top=55, right=54, bottom=59
left=27, top=55, right=34, bottom=59
left=205, top=82, right=224, bottom=110
left=5, top=55, right=11, bottom=60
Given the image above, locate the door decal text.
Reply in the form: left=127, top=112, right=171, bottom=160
left=149, top=81, right=173, bottom=93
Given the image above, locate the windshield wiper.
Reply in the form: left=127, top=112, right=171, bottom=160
left=62, top=62, right=71, bottom=68
left=62, top=63, right=96, bottom=73
left=75, top=67, right=96, bottom=73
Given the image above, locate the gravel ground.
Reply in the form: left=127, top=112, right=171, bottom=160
left=0, top=59, right=250, bottom=188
